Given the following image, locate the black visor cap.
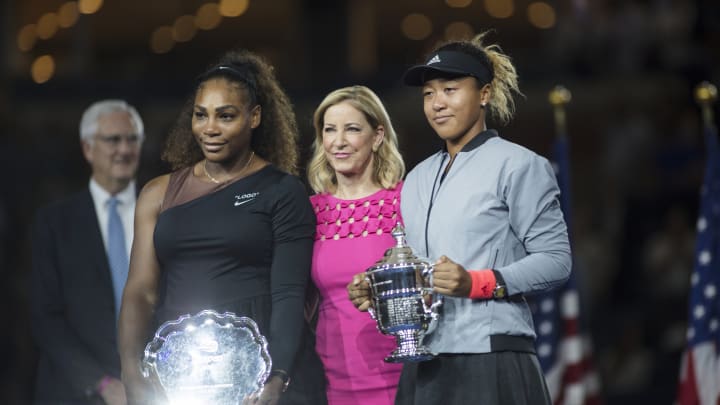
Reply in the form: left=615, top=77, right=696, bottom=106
left=403, top=50, right=494, bottom=86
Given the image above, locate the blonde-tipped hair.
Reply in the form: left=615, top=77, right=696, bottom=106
left=433, top=31, right=522, bottom=125
left=308, top=85, right=405, bottom=194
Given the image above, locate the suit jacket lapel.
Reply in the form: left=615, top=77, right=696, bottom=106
left=78, top=189, right=114, bottom=291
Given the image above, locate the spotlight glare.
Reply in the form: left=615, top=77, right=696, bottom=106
left=219, top=0, right=249, bottom=18
left=17, top=24, right=37, bottom=52
left=401, top=13, right=433, bottom=41
left=58, top=2, right=80, bottom=28
left=173, top=15, right=197, bottom=42
left=484, top=0, right=514, bottom=19
left=31, top=55, right=56, bottom=84
left=446, top=0, right=472, bottom=8
left=528, top=2, right=556, bottom=29
left=78, top=0, right=104, bottom=15
left=150, top=26, right=175, bottom=54
left=196, top=3, right=223, bottom=30
left=36, top=12, right=59, bottom=40
left=445, top=21, right=474, bottom=40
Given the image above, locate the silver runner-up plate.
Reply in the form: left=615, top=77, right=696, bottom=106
left=142, top=310, right=271, bottom=405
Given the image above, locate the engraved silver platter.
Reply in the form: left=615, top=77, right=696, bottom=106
left=141, top=309, right=271, bottom=405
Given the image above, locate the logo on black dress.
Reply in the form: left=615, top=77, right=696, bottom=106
left=234, top=192, right=259, bottom=206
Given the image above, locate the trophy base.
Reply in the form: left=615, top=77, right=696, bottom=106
left=384, top=349, right=435, bottom=363
left=384, top=329, right=435, bottom=363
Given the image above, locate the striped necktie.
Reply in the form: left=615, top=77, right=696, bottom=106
left=107, top=197, right=129, bottom=319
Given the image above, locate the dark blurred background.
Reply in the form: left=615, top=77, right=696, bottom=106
left=1, top=0, right=719, bottom=404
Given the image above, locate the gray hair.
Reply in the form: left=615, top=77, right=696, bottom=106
left=79, top=99, right=144, bottom=144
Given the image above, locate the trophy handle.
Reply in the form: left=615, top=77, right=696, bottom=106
left=364, top=274, right=378, bottom=321
left=428, top=297, right=442, bottom=319
left=420, top=264, right=442, bottom=319
left=367, top=306, right=377, bottom=320
left=421, top=264, right=434, bottom=294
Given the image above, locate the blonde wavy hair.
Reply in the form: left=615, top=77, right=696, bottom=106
left=307, top=85, right=405, bottom=194
left=432, top=31, right=522, bottom=125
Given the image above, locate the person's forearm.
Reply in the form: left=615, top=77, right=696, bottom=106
left=118, top=291, right=158, bottom=405
left=118, top=293, right=155, bottom=380
left=269, top=238, right=312, bottom=372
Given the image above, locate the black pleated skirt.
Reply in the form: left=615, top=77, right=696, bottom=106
left=395, top=352, right=551, bottom=405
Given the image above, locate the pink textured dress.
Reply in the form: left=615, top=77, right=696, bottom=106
left=310, top=184, right=404, bottom=405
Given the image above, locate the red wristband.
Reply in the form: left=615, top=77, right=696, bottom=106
left=96, top=375, right=113, bottom=395
left=468, top=269, right=496, bottom=299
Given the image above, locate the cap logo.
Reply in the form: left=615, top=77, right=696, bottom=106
left=427, top=54, right=441, bottom=65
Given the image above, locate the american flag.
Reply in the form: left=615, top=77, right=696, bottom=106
left=530, top=134, right=602, bottom=405
left=676, top=120, right=720, bottom=405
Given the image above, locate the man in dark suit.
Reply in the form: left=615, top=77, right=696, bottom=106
left=31, top=100, right=145, bottom=405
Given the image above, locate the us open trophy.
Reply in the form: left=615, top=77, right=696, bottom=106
left=141, top=310, right=272, bottom=405
left=365, top=223, right=442, bottom=362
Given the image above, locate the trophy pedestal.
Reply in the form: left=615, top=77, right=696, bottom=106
left=366, top=223, right=442, bottom=364
left=385, top=329, right=435, bottom=363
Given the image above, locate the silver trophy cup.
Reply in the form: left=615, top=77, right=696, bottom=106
left=365, top=223, right=442, bottom=362
left=141, top=310, right=271, bottom=405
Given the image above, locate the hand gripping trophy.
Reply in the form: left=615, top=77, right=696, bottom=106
left=365, top=223, right=442, bottom=362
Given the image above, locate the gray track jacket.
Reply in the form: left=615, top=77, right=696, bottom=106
left=401, top=130, right=571, bottom=354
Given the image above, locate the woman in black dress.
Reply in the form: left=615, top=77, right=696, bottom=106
left=119, top=49, right=324, bottom=405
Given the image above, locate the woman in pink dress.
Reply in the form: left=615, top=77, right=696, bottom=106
left=307, top=85, right=406, bottom=404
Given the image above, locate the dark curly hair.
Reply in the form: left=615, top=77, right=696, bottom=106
left=161, top=49, right=300, bottom=174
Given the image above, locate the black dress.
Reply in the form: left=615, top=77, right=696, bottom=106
left=153, top=164, right=326, bottom=404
